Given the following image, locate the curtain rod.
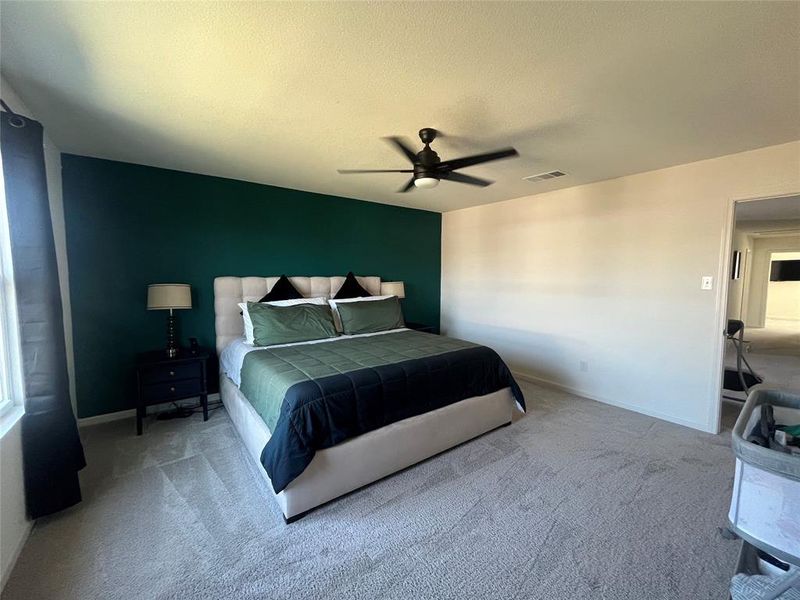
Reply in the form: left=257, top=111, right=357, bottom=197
left=0, top=98, right=27, bottom=127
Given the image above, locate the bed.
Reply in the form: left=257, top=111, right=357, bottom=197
left=214, top=275, right=524, bottom=521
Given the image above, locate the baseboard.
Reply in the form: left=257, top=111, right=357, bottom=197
left=78, top=393, right=221, bottom=428
left=1, top=519, right=32, bottom=592
left=512, top=370, right=710, bottom=433
left=78, top=409, right=136, bottom=427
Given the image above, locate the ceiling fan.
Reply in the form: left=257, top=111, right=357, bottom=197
left=338, top=128, right=519, bottom=192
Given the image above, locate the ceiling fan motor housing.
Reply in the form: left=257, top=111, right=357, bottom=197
left=415, top=129, right=441, bottom=179
left=414, top=148, right=440, bottom=180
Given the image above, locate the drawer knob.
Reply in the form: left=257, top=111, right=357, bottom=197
left=170, top=386, right=176, bottom=393
left=169, top=370, right=175, bottom=377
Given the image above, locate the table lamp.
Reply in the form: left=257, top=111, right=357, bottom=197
left=147, top=283, right=192, bottom=357
left=380, top=281, right=405, bottom=299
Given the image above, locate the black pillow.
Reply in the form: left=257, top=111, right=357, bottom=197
left=333, top=272, right=372, bottom=299
left=257, top=275, right=303, bottom=302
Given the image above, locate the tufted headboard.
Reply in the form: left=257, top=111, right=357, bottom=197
left=213, top=276, right=382, bottom=354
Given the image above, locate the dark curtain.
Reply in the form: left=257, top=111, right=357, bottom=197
left=1, top=111, right=86, bottom=518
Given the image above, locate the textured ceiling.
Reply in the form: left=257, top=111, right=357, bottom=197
left=1, top=1, right=799, bottom=212
left=737, top=195, right=800, bottom=221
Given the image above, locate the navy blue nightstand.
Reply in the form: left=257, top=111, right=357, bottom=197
left=135, top=348, right=210, bottom=435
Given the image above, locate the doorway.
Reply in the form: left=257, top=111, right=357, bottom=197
left=720, top=195, right=800, bottom=418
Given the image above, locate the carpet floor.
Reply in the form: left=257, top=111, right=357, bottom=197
left=2, top=382, right=743, bottom=600
left=743, top=319, right=800, bottom=358
left=724, top=318, right=800, bottom=395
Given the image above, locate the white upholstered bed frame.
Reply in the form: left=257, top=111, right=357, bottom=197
left=214, top=276, right=515, bottom=521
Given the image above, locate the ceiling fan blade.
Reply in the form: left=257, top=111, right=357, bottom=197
left=338, top=169, right=413, bottom=173
left=384, top=136, right=419, bottom=164
left=398, top=177, right=416, bottom=193
left=438, top=147, right=518, bottom=171
left=443, top=171, right=493, bottom=187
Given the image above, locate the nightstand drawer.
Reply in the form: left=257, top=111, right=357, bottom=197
left=139, top=362, right=202, bottom=384
left=141, top=378, right=203, bottom=402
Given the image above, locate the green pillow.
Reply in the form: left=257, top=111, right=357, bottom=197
left=337, top=297, right=405, bottom=335
left=247, top=302, right=338, bottom=346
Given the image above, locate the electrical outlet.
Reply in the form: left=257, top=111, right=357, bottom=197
left=580, top=360, right=589, bottom=372
left=701, top=276, right=713, bottom=290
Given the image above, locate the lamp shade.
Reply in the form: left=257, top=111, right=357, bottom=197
left=380, top=281, right=405, bottom=299
left=147, top=283, right=192, bottom=310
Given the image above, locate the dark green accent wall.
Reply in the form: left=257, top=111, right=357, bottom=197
left=62, top=155, right=441, bottom=418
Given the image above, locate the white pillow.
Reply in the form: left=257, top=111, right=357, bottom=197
left=328, top=295, right=395, bottom=332
left=239, top=297, right=328, bottom=344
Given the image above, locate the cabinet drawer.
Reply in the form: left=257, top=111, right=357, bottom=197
left=140, top=362, right=201, bottom=384
left=141, top=378, right=203, bottom=403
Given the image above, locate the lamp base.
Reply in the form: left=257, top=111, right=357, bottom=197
left=166, top=312, right=178, bottom=357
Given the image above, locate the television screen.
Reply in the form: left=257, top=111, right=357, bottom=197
left=770, top=259, right=800, bottom=281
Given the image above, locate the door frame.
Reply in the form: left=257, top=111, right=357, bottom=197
left=711, top=191, right=800, bottom=433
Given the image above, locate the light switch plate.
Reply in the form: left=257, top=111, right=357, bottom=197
left=701, top=276, right=713, bottom=290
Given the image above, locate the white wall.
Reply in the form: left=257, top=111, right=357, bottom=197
left=0, top=77, right=73, bottom=587
left=745, top=237, right=800, bottom=327
left=766, top=251, right=800, bottom=321
left=0, top=419, right=27, bottom=587
left=442, top=141, right=800, bottom=433
left=726, top=229, right=754, bottom=321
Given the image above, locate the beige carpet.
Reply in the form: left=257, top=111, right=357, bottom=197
left=725, top=319, right=800, bottom=394
left=2, top=382, right=742, bottom=600
left=745, top=319, right=800, bottom=357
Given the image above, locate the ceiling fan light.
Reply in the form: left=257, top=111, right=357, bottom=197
left=414, top=177, right=439, bottom=189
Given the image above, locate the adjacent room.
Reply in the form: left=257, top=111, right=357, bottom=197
left=0, top=2, right=799, bottom=599
left=723, top=196, right=800, bottom=404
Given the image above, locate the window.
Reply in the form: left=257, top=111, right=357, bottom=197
left=0, top=147, right=24, bottom=416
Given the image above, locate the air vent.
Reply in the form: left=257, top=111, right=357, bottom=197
left=523, top=170, right=566, bottom=182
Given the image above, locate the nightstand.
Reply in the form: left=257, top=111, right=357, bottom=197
left=135, top=348, right=210, bottom=435
left=405, top=322, right=436, bottom=334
